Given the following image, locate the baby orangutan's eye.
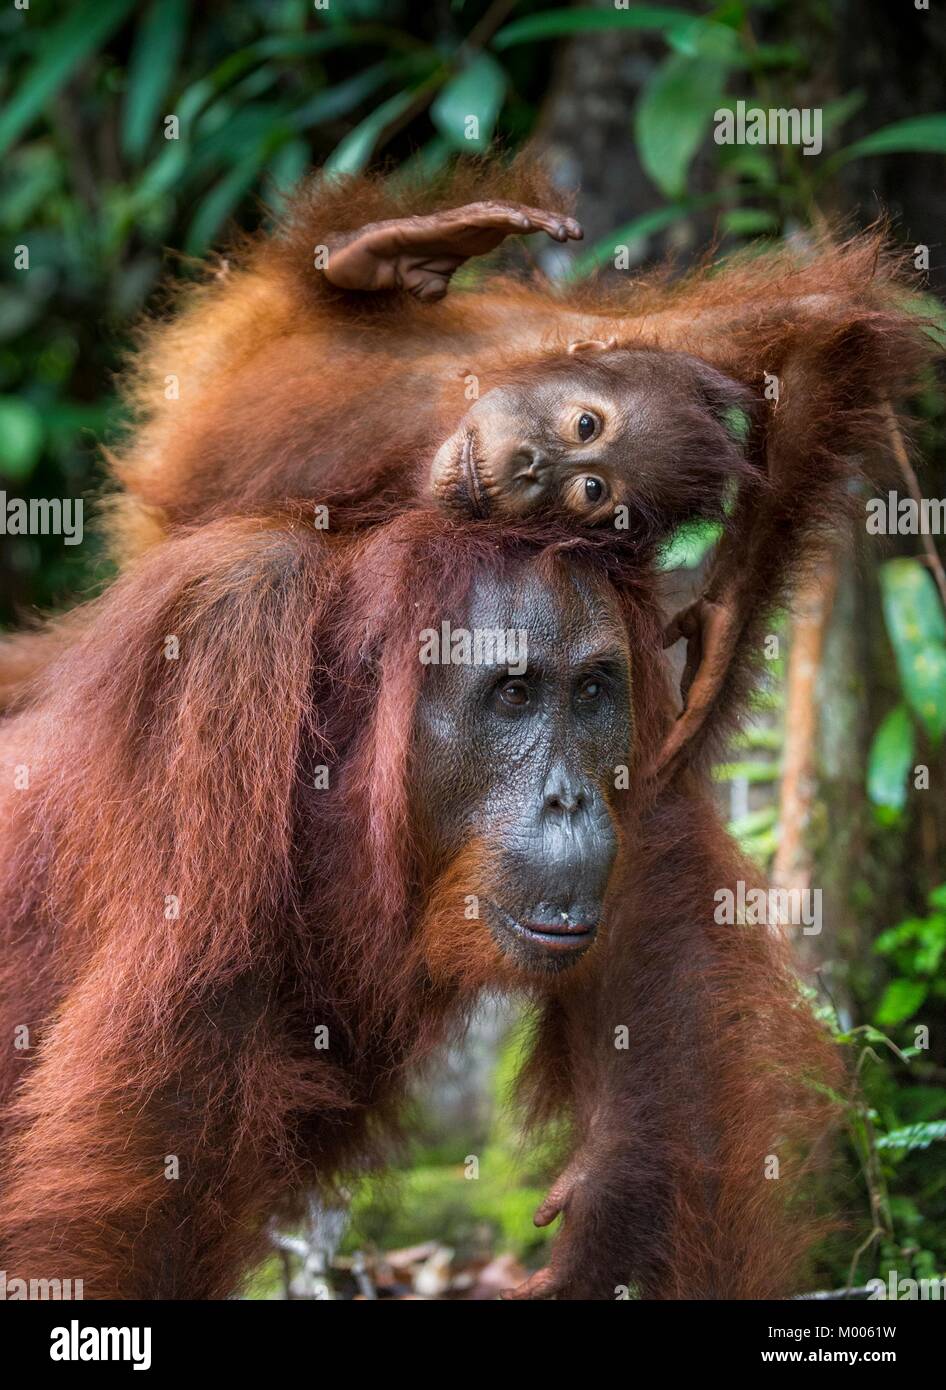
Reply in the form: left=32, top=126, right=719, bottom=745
left=561, top=473, right=609, bottom=516
left=576, top=411, right=599, bottom=442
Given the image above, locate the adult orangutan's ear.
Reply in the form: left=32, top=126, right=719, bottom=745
left=567, top=337, right=617, bottom=355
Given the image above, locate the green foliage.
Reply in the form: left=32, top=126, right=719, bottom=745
left=879, top=559, right=946, bottom=746
left=873, top=885, right=946, bottom=1027
left=635, top=45, right=733, bottom=200
left=431, top=54, right=507, bottom=153
left=492, top=6, right=711, bottom=51
left=657, top=517, right=723, bottom=571
left=877, top=1121, right=946, bottom=1154
left=826, top=1005, right=946, bottom=1286
left=0, top=397, right=43, bottom=481
left=342, top=1011, right=561, bottom=1260
left=819, top=889, right=946, bottom=1286
left=867, top=704, right=914, bottom=816
left=833, top=113, right=946, bottom=163
left=345, top=1159, right=553, bottom=1260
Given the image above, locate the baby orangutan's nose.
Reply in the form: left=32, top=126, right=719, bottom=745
left=510, top=444, right=548, bottom=480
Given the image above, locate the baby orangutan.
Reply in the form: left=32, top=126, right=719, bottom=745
left=427, top=343, right=758, bottom=538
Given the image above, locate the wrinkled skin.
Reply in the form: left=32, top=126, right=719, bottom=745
left=325, top=199, right=583, bottom=302
left=412, top=563, right=632, bottom=975
left=428, top=347, right=755, bottom=535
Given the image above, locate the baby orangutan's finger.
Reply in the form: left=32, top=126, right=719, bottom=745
left=324, top=204, right=583, bottom=296
left=500, top=1266, right=560, bottom=1300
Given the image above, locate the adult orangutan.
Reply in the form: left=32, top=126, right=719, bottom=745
left=0, top=159, right=934, bottom=1299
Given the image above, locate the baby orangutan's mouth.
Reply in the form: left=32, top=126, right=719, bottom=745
left=459, top=431, right=489, bottom=518
left=427, top=427, right=489, bottom=517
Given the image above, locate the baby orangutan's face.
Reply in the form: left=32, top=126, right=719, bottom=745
left=429, top=346, right=755, bottom=535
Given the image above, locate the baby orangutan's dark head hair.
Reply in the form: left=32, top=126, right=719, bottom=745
left=428, top=344, right=760, bottom=543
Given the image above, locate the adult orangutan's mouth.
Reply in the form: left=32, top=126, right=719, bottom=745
left=513, top=920, right=597, bottom=952
left=488, top=901, right=598, bottom=961
left=460, top=431, right=489, bottom=518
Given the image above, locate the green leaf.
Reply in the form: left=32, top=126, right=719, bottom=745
left=720, top=207, right=778, bottom=237
left=265, top=139, right=311, bottom=211
left=185, top=146, right=272, bottom=254
left=880, top=559, right=946, bottom=743
left=123, top=0, right=190, bottom=163
left=0, top=145, right=61, bottom=225
left=493, top=7, right=729, bottom=52
left=727, top=804, right=777, bottom=837
left=867, top=704, right=914, bottom=812
left=722, top=406, right=752, bottom=443
left=0, top=0, right=139, bottom=158
left=836, top=113, right=946, bottom=163
left=635, top=50, right=731, bottom=199
left=877, top=1120, right=946, bottom=1153
left=820, top=89, right=866, bottom=137
left=0, top=398, right=44, bottom=482
left=908, top=645, right=946, bottom=744
left=712, top=760, right=781, bottom=784
left=928, top=884, right=946, bottom=911
left=875, top=978, right=928, bottom=1027
left=731, top=724, right=783, bottom=751
left=291, top=61, right=402, bottom=132
left=395, top=135, right=454, bottom=186
left=881, top=558, right=946, bottom=647
left=716, top=143, right=778, bottom=186
left=900, top=290, right=946, bottom=350
left=658, top=518, right=722, bottom=571
left=324, top=87, right=421, bottom=176
left=431, top=54, right=507, bottom=153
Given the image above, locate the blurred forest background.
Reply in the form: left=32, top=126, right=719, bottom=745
left=2, top=0, right=945, bottom=1298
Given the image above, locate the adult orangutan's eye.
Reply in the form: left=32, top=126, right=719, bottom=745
left=576, top=677, right=602, bottom=703
left=498, top=678, right=529, bottom=707
left=584, top=476, right=604, bottom=503
left=576, top=411, right=598, bottom=442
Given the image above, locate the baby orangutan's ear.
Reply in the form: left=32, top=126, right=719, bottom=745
left=567, top=337, right=618, bottom=355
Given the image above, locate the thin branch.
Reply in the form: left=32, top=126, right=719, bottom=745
left=771, top=557, right=840, bottom=895
left=883, top=401, right=946, bottom=611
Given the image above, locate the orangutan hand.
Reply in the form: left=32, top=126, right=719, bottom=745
left=324, top=201, right=582, bottom=302
left=501, top=1153, right=589, bottom=1300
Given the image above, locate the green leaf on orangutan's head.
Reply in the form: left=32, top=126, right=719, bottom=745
left=721, top=405, right=751, bottom=442
left=658, top=518, right=722, bottom=570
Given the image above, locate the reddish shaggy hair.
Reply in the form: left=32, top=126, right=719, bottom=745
left=0, top=157, right=936, bottom=1299
left=0, top=507, right=837, bottom=1298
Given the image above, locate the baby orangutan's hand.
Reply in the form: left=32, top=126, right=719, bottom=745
left=501, top=1153, right=589, bottom=1301
left=324, top=201, right=582, bottom=302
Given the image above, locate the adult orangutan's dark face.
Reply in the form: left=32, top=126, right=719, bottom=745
left=412, top=562, right=632, bottom=974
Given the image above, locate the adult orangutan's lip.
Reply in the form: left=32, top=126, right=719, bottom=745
left=488, top=901, right=598, bottom=956
left=515, top=920, right=596, bottom=952
left=523, top=921, right=595, bottom=936
left=460, top=431, right=489, bottom=518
